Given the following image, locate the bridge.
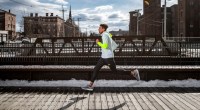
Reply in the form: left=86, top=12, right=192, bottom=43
left=0, top=35, right=200, bottom=80
left=1, top=35, right=200, bottom=110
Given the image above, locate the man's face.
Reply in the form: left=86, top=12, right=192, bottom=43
left=98, top=26, right=105, bottom=34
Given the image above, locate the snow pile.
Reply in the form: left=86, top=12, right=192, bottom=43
left=0, top=79, right=200, bottom=87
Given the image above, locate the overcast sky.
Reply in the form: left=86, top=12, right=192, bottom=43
left=0, top=0, right=177, bottom=34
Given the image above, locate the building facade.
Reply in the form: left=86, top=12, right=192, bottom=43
left=129, top=1, right=178, bottom=38
left=0, top=9, right=16, bottom=40
left=161, top=6, right=173, bottom=37
left=171, top=5, right=179, bottom=37
left=143, top=0, right=162, bottom=36
left=24, top=13, right=64, bottom=38
left=178, top=0, right=200, bottom=41
left=110, top=29, right=129, bottom=36
left=157, top=4, right=178, bottom=38
left=129, top=11, right=138, bottom=35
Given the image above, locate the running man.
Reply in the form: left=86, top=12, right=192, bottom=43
left=82, top=24, right=140, bottom=91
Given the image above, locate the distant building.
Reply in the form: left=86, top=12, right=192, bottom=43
left=171, top=5, right=179, bottom=37
left=129, top=11, right=138, bottom=35
left=64, top=5, right=79, bottom=37
left=139, top=15, right=145, bottom=35
left=24, top=13, right=64, bottom=38
left=160, top=5, right=179, bottom=37
left=0, top=9, right=16, bottom=40
left=0, top=30, right=8, bottom=42
left=130, top=1, right=178, bottom=38
left=110, top=29, right=129, bottom=36
left=178, top=0, right=200, bottom=41
left=143, top=0, right=162, bottom=36
left=161, top=6, right=173, bottom=37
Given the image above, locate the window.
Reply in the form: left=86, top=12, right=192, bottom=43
left=180, top=2, right=182, bottom=7
left=190, top=1, right=194, bottom=6
left=132, top=13, right=137, bottom=17
left=199, top=21, right=200, bottom=28
left=180, top=22, right=183, bottom=30
left=0, top=23, right=2, bottom=29
left=190, top=32, right=193, bottom=36
left=180, top=11, right=183, bottom=17
left=190, top=24, right=193, bottom=28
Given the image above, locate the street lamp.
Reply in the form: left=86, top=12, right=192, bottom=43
left=60, top=5, right=67, bottom=37
left=83, top=28, right=87, bottom=37
left=136, top=9, right=142, bottom=35
left=164, top=0, right=167, bottom=40
left=163, top=0, right=172, bottom=40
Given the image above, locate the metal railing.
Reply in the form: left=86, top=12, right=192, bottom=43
left=0, top=36, right=200, bottom=65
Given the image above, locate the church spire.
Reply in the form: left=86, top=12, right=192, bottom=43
left=69, top=5, right=72, bottom=20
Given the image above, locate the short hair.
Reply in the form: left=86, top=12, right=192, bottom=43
left=100, top=24, right=108, bottom=31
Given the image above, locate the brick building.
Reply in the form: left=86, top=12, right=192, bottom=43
left=24, top=6, right=79, bottom=38
left=24, top=13, right=64, bottom=38
left=143, top=0, right=162, bottom=36
left=0, top=9, right=16, bottom=40
left=129, top=11, right=138, bottom=35
left=154, top=4, right=178, bottom=38
left=171, top=5, right=179, bottom=37
left=178, top=0, right=200, bottom=41
left=129, top=0, right=178, bottom=38
left=161, top=6, right=173, bottom=37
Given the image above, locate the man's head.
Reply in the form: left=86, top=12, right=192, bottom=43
left=98, top=24, right=108, bottom=34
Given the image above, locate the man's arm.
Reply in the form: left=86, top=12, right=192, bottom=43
left=97, top=41, right=108, bottom=49
left=96, top=35, right=109, bottom=49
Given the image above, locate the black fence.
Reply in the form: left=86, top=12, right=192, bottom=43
left=0, top=36, right=200, bottom=65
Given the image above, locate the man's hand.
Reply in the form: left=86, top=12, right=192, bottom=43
left=96, top=39, right=99, bottom=43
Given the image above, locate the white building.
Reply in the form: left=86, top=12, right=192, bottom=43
left=0, top=30, right=8, bottom=42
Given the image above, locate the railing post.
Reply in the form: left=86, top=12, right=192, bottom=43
left=179, top=41, right=182, bottom=65
left=82, top=38, right=84, bottom=54
left=87, top=41, right=89, bottom=65
left=142, top=37, right=146, bottom=55
left=52, top=38, right=55, bottom=56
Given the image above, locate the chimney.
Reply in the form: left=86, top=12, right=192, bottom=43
left=30, top=13, right=33, bottom=17
left=46, top=13, right=48, bottom=16
left=50, top=13, right=53, bottom=16
left=35, top=13, right=38, bottom=17
left=9, top=9, right=10, bottom=13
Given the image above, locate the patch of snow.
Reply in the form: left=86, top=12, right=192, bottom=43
left=0, top=79, right=200, bottom=87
